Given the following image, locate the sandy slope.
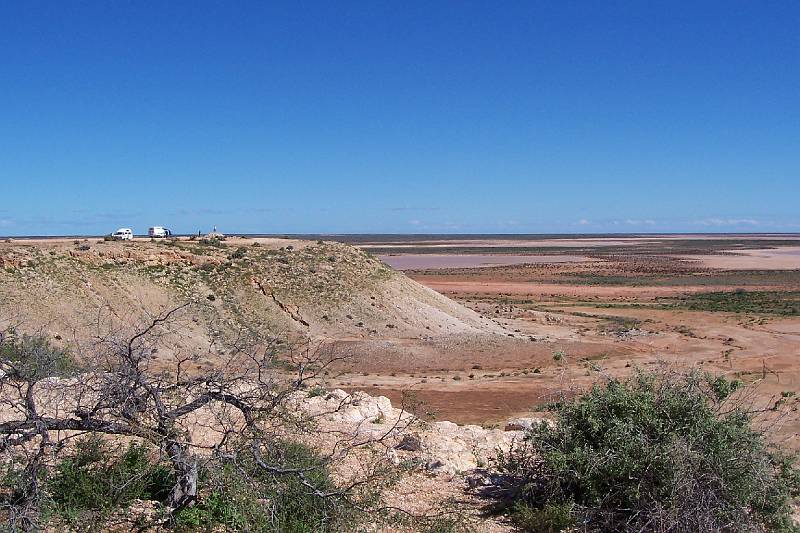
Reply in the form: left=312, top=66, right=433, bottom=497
left=0, top=237, right=503, bottom=358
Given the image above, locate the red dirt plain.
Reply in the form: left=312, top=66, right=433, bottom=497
left=333, top=235, right=800, bottom=446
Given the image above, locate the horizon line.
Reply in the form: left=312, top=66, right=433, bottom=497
left=3, top=231, right=800, bottom=240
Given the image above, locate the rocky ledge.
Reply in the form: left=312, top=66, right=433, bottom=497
left=300, top=388, right=542, bottom=476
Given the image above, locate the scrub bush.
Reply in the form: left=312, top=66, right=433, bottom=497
left=496, top=369, right=800, bottom=532
left=175, top=440, right=349, bottom=532
left=46, top=436, right=174, bottom=524
left=0, top=332, right=79, bottom=379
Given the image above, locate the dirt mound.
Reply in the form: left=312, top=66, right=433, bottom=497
left=0, top=238, right=503, bottom=356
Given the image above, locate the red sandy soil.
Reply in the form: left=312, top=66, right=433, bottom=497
left=332, top=237, right=800, bottom=447
left=335, top=303, right=800, bottom=448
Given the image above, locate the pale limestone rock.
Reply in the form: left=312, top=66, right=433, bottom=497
left=297, top=388, right=523, bottom=476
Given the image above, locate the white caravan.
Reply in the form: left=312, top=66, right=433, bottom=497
left=148, top=226, right=171, bottom=238
left=111, top=228, right=133, bottom=240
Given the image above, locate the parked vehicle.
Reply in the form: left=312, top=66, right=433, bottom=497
left=148, top=226, right=172, bottom=238
left=111, top=228, right=133, bottom=240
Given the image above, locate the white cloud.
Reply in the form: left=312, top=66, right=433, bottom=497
left=389, top=207, right=441, bottom=212
left=697, top=218, right=760, bottom=227
left=577, top=219, right=590, bottom=225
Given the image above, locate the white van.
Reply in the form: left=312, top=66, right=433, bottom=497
left=148, top=226, right=172, bottom=238
left=112, top=228, right=133, bottom=241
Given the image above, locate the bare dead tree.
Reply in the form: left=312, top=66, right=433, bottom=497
left=0, top=303, right=414, bottom=530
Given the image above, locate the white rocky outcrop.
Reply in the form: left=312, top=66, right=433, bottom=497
left=300, top=388, right=525, bottom=476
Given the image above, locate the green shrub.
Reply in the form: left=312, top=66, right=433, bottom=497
left=496, top=369, right=800, bottom=532
left=0, top=333, right=79, bottom=379
left=510, top=501, right=574, bottom=533
left=198, top=262, right=215, bottom=272
left=230, top=246, right=248, bottom=260
left=198, top=237, right=225, bottom=248
left=176, top=440, right=348, bottom=532
left=47, top=436, right=174, bottom=523
left=306, top=386, right=327, bottom=398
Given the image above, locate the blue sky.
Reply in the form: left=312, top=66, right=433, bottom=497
left=1, top=1, right=798, bottom=235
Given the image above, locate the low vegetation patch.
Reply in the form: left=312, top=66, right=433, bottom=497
left=1, top=435, right=354, bottom=531
left=596, top=316, right=642, bottom=335
left=45, top=436, right=173, bottom=525
left=0, top=330, right=79, bottom=379
left=495, top=369, right=800, bottom=532
left=658, top=290, right=800, bottom=316
left=175, top=441, right=352, bottom=532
